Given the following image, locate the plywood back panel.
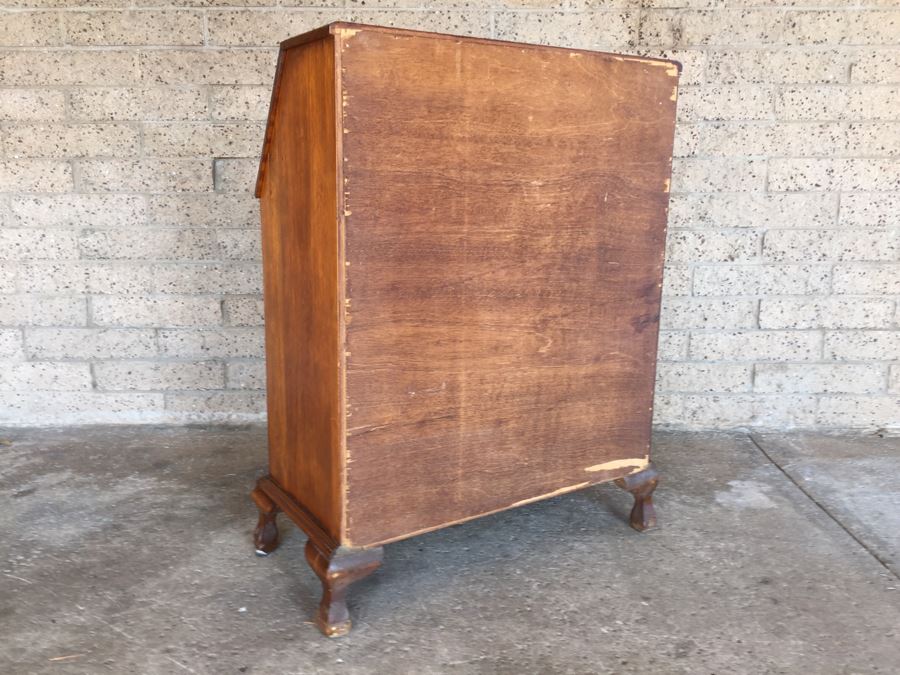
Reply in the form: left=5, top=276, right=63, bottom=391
left=338, top=27, right=678, bottom=547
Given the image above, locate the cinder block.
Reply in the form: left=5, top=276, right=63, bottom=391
left=657, top=331, right=689, bottom=360
left=845, top=122, right=900, bottom=157
left=163, top=391, right=266, bottom=418
left=654, top=393, right=817, bottom=428
left=0, top=295, right=86, bottom=327
left=10, top=262, right=83, bottom=294
left=755, top=363, right=885, bottom=394
left=0, top=6, right=895, bottom=428
left=656, top=363, right=752, bottom=393
left=0, top=160, right=72, bottom=192
left=223, top=296, right=264, bottom=326
left=652, top=394, right=679, bottom=423
left=677, top=85, right=774, bottom=121
left=675, top=121, right=845, bottom=158
left=281, top=0, right=352, bottom=7
left=0, top=89, right=66, bottom=121
left=0, top=258, right=17, bottom=288
left=0, top=362, right=92, bottom=391
left=344, top=0, right=503, bottom=7
left=94, top=360, right=225, bottom=391
left=147, top=194, right=259, bottom=228
left=140, top=49, right=277, bottom=85
left=708, top=49, right=848, bottom=84
left=64, top=10, right=203, bottom=46
left=666, top=230, right=760, bottom=262
left=92, top=295, right=222, bottom=327
left=635, top=0, right=715, bottom=8
left=763, top=229, right=897, bottom=261
left=668, top=193, right=837, bottom=229
left=25, top=328, right=157, bottom=359
left=662, top=265, right=692, bottom=296
left=226, top=361, right=266, bottom=389
left=845, top=87, right=899, bottom=120
left=9, top=194, right=146, bottom=228
left=671, top=158, right=766, bottom=192
left=759, top=298, right=894, bottom=329
left=0, top=11, right=63, bottom=47
left=0, top=196, right=10, bottom=226
left=833, top=263, right=900, bottom=294
left=690, top=330, right=822, bottom=361
left=824, top=330, right=900, bottom=360
left=16, top=262, right=156, bottom=295
left=816, top=396, right=900, bottom=428
left=352, top=10, right=493, bottom=41
left=152, top=263, right=262, bottom=294
left=782, top=11, right=848, bottom=46
left=776, top=86, right=845, bottom=120
left=209, top=86, right=272, bottom=121
left=341, top=0, right=486, bottom=6
left=217, top=229, right=261, bottom=261
left=672, top=124, right=696, bottom=158
left=3, top=123, right=139, bottom=158
left=640, top=9, right=784, bottom=48
left=90, top=264, right=159, bottom=295
left=206, top=10, right=346, bottom=46
left=69, top=87, right=208, bottom=121
left=0, top=392, right=167, bottom=425
left=784, top=10, right=900, bottom=47
left=158, top=327, right=265, bottom=358
left=770, top=158, right=900, bottom=191
left=77, top=159, right=213, bottom=193
left=0, top=229, right=79, bottom=260
left=777, top=86, right=898, bottom=121
left=752, top=394, right=819, bottom=428
left=660, top=298, right=756, bottom=330
left=0, top=329, right=23, bottom=359
left=693, top=264, right=830, bottom=296
left=852, top=50, right=900, bottom=84
left=494, top=10, right=638, bottom=50
left=213, top=158, right=258, bottom=193
left=143, top=122, right=264, bottom=158
left=839, top=194, right=900, bottom=227
left=79, top=229, right=221, bottom=261
left=0, top=50, right=140, bottom=86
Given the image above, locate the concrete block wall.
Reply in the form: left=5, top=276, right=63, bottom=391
left=0, top=1, right=897, bottom=429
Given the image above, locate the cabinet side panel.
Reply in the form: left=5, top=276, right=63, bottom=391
left=340, top=29, right=678, bottom=547
left=259, top=36, right=341, bottom=539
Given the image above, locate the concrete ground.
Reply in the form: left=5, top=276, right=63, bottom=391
left=1, top=427, right=898, bottom=675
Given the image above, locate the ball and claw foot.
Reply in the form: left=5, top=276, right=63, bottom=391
left=615, top=464, right=659, bottom=532
left=251, top=487, right=280, bottom=556
left=305, top=540, right=384, bottom=637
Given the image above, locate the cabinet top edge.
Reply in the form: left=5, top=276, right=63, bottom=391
left=279, top=21, right=681, bottom=75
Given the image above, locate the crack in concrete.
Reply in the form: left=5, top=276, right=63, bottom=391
left=748, top=432, right=900, bottom=582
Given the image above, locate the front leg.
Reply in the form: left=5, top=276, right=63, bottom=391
left=305, top=540, right=383, bottom=637
left=251, top=485, right=280, bottom=555
left=615, top=464, right=659, bottom=532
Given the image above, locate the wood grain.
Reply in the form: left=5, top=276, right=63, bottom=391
left=336, top=26, right=678, bottom=547
left=257, top=35, right=343, bottom=540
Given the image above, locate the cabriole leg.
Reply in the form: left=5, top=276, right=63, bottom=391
left=304, top=540, right=383, bottom=637
left=615, top=464, right=660, bottom=532
left=251, top=485, right=280, bottom=555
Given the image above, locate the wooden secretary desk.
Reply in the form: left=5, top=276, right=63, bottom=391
left=251, top=22, right=680, bottom=636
